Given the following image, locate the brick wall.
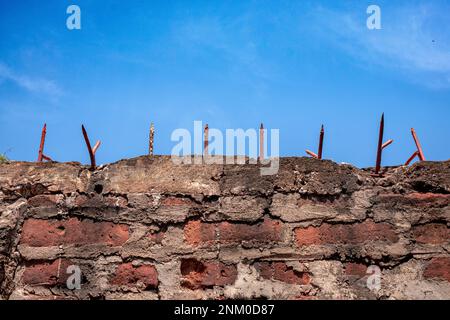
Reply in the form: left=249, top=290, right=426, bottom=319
left=0, top=156, right=449, bottom=300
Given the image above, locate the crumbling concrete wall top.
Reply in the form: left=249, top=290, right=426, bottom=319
left=0, top=156, right=449, bottom=300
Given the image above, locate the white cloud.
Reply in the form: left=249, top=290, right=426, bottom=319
left=309, top=3, right=450, bottom=89
left=0, top=62, right=63, bottom=98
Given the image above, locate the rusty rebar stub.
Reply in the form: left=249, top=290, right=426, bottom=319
left=373, top=113, right=393, bottom=176
left=305, top=125, right=325, bottom=160
left=318, top=124, right=324, bottom=160
left=37, top=123, right=53, bottom=162
left=411, top=128, right=425, bottom=161
left=404, top=128, right=426, bottom=166
left=82, top=124, right=101, bottom=170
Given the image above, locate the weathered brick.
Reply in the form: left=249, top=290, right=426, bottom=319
left=412, top=223, right=450, bottom=244
left=218, top=219, right=283, bottom=245
left=423, top=257, right=450, bottom=282
left=22, top=259, right=73, bottom=286
left=1, top=157, right=449, bottom=300
left=184, top=220, right=215, bottom=246
left=110, top=263, right=158, bottom=289
left=375, top=193, right=450, bottom=209
left=295, top=220, right=398, bottom=246
left=184, top=219, right=283, bottom=247
left=180, top=258, right=237, bottom=289
left=20, top=218, right=129, bottom=247
left=294, top=226, right=319, bottom=246
left=254, top=262, right=310, bottom=285
left=344, top=263, right=368, bottom=278
left=28, top=194, right=61, bottom=207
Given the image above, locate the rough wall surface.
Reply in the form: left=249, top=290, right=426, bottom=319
left=0, top=156, right=449, bottom=300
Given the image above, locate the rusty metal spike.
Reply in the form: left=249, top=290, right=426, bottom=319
left=82, top=125, right=98, bottom=170
left=318, top=124, right=324, bottom=160
left=405, top=151, right=419, bottom=166
left=92, top=141, right=101, bottom=154
left=42, top=155, right=52, bottom=161
left=306, top=125, right=325, bottom=160
left=37, top=123, right=47, bottom=162
left=306, top=150, right=318, bottom=159
left=411, top=128, right=425, bottom=161
left=374, top=113, right=385, bottom=175
left=382, top=139, right=394, bottom=150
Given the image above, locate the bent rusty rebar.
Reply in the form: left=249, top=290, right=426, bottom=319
left=37, top=124, right=53, bottom=162
left=82, top=125, right=101, bottom=170
left=306, top=125, right=325, bottom=160
left=404, top=128, right=425, bottom=165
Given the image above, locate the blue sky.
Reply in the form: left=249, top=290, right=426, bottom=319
left=0, top=0, right=449, bottom=167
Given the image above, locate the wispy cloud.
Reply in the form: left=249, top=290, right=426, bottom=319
left=0, top=62, right=63, bottom=98
left=309, top=3, right=450, bottom=89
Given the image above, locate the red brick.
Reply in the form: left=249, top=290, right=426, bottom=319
left=22, top=259, right=73, bottom=286
left=184, top=219, right=283, bottom=246
left=254, top=262, right=310, bottom=285
left=294, top=226, right=320, bottom=247
left=161, top=197, right=194, bottom=206
left=344, top=263, right=368, bottom=277
left=413, top=224, right=450, bottom=244
left=180, top=259, right=237, bottom=289
left=184, top=220, right=216, bottom=246
left=295, top=220, right=398, bottom=246
left=110, top=263, right=158, bottom=289
left=423, top=257, right=450, bottom=282
left=218, top=219, right=282, bottom=244
left=20, top=218, right=129, bottom=247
